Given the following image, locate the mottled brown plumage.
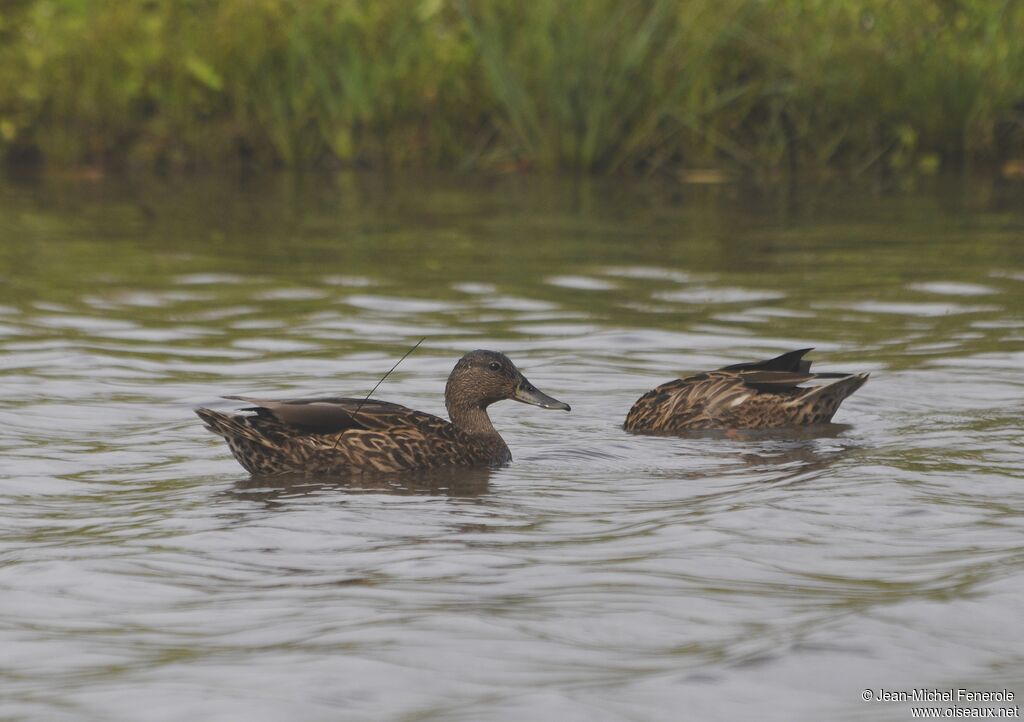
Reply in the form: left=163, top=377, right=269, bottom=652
left=196, top=350, right=570, bottom=475
left=624, top=348, right=868, bottom=433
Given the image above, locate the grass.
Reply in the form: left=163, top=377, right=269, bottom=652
left=0, top=0, right=1022, bottom=177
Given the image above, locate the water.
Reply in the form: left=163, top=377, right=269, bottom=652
left=1, top=173, right=1022, bottom=721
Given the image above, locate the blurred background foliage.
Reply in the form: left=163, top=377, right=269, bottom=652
left=0, top=0, right=1022, bottom=177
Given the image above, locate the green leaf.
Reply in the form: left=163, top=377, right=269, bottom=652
left=185, top=55, right=223, bottom=91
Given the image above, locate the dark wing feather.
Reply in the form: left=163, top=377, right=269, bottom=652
left=719, top=348, right=814, bottom=373
left=729, top=370, right=816, bottom=391
left=223, top=395, right=442, bottom=435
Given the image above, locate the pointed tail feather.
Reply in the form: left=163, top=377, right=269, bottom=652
left=802, top=372, right=868, bottom=402
left=195, top=407, right=268, bottom=445
left=791, top=372, right=869, bottom=421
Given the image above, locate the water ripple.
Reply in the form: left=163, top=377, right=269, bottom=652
left=1, top=177, right=1022, bottom=721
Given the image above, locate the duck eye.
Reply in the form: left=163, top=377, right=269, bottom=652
left=488, top=362, right=501, bottom=371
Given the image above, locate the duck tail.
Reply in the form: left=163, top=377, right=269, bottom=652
left=195, top=407, right=267, bottom=445
left=790, top=372, right=869, bottom=422
left=809, top=372, right=869, bottom=402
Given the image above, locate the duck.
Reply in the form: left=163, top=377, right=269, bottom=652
left=196, top=350, right=570, bottom=475
left=624, top=348, right=868, bottom=433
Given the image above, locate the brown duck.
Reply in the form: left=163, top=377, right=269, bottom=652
left=196, top=350, right=570, bottom=475
left=624, top=348, right=868, bottom=433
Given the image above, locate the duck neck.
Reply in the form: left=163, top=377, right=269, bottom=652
left=446, top=399, right=501, bottom=439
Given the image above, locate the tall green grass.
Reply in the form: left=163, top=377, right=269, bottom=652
left=0, top=0, right=1021, bottom=176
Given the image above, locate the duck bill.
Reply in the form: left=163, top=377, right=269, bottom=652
left=513, top=377, right=571, bottom=411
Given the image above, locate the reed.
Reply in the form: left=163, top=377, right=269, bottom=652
left=0, top=0, right=1021, bottom=176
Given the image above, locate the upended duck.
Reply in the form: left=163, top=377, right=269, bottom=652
left=196, top=350, right=570, bottom=475
left=624, top=348, right=868, bottom=433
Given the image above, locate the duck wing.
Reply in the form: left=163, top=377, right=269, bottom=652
left=224, top=395, right=447, bottom=435
left=623, top=372, right=807, bottom=431
left=723, top=369, right=819, bottom=392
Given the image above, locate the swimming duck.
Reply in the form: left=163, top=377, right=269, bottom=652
left=624, top=348, right=868, bottom=433
left=196, top=350, right=570, bottom=475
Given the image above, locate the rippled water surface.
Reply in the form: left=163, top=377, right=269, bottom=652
left=1, top=174, right=1023, bottom=721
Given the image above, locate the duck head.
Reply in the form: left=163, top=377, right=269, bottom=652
left=445, top=350, right=570, bottom=415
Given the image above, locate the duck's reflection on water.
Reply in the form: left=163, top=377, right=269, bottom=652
left=227, top=466, right=494, bottom=504
left=730, top=424, right=859, bottom=486
left=645, top=422, right=854, bottom=444
left=647, top=423, right=858, bottom=488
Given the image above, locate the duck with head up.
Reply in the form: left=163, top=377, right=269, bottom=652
left=196, top=350, right=570, bottom=475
